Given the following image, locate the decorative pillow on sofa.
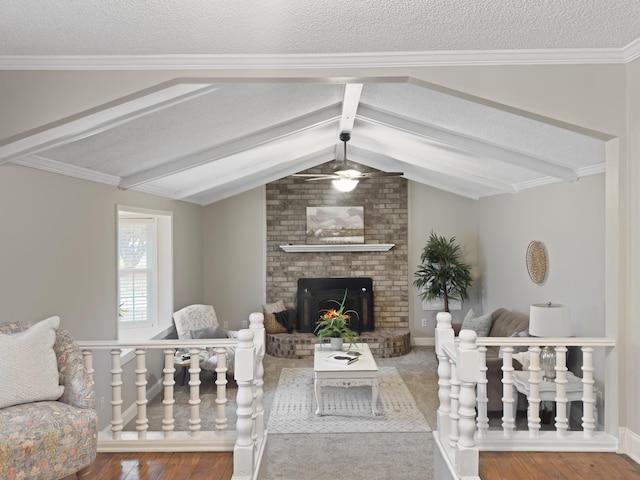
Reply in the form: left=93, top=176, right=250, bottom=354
left=0, top=316, right=65, bottom=409
left=461, top=309, right=492, bottom=337
left=512, top=351, right=531, bottom=370
left=191, top=325, right=227, bottom=339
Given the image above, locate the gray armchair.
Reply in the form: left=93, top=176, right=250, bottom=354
left=172, top=304, right=238, bottom=374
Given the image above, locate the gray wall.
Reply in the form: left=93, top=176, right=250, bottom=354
left=408, top=181, right=480, bottom=335
left=0, top=163, right=204, bottom=428
left=202, top=186, right=266, bottom=328
left=477, top=174, right=605, bottom=335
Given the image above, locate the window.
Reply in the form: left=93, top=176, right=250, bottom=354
left=117, top=206, right=173, bottom=339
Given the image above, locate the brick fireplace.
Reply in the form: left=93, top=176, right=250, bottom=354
left=265, top=160, right=409, bottom=337
left=296, top=277, right=374, bottom=333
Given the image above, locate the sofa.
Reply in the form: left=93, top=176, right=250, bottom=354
left=455, top=307, right=530, bottom=412
left=0, top=317, right=98, bottom=479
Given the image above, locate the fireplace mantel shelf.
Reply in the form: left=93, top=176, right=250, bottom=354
left=279, top=243, right=395, bottom=253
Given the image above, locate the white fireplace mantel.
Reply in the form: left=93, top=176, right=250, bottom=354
left=279, top=243, right=395, bottom=253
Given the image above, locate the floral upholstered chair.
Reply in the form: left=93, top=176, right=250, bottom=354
left=0, top=318, right=97, bottom=479
left=172, top=304, right=238, bottom=375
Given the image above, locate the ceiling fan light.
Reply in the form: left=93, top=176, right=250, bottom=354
left=332, top=178, right=359, bottom=192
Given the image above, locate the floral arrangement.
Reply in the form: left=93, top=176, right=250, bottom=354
left=314, top=289, right=359, bottom=346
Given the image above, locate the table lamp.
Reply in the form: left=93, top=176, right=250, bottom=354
left=529, top=302, right=572, bottom=380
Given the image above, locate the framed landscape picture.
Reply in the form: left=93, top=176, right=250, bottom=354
left=306, top=206, right=364, bottom=244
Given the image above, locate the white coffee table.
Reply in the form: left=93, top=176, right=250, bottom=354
left=313, top=342, right=379, bottom=416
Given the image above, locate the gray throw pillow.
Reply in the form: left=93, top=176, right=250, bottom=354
left=190, top=325, right=227, bottom=339
left=461, top=308, right=492, bottom=337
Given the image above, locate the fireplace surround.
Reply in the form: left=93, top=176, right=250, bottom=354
left=296, top=277, right=374, bottom=334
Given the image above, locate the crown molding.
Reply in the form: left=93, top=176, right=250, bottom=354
left=0, top=46, right=636, bottom=70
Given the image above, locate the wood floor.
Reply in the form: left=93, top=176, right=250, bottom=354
left=480, top=451, right=640, bottom=480
left=75, top=450, right=640, bottom=479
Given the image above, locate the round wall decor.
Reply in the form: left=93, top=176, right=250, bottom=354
left=526, top=241, right=548, bottom=285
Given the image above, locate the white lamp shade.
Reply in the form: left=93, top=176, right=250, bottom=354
left=529, top=303, right=572, bottom=337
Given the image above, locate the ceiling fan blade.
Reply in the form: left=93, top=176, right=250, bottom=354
left=304, top=175, right=340, bottom=182
left=359, top=171, right=404, bottom=178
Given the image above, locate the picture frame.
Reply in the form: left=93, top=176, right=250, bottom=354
left=306, top=206, right=364, bottom=244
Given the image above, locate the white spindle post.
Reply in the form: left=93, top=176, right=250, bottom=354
left=581, top=346, right=596, bottom=437
left=233, top=329, right=256, bottom=480
left=455, top=330, right=479, bottom=478
left=476, top=345, right=489, bottom=437
left=215, top=347, right=228, bottom=431
left=188, top=348, right=202, bottom=435
left=449, top=358, right=460, bottom=450
left=501, top=346, right=515, bottom=436
left=527, top=346, right=542, bottom=436
left=162, top=349, right=176, bottom=436
left=554, top=346, right=569, bottom=434
left=250, top=312, right=266, bottom=449
left=81, top=350, right=94, bottom=384
left=110, top=349, right=123, bottom=440
left=135, top=348, right=149, bottom=439
left=435, top=312, right=453, bottom=444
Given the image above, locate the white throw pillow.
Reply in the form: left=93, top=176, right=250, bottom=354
left=461, top=308, right=492, bottom=337
left=513, top=351, right=531, bottom=370
left=0, top=316, right=64, bottom=409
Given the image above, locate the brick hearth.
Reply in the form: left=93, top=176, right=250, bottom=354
left=266, top=328, right=411, bottom=359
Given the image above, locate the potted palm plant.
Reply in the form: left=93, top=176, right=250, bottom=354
left=314, top=289, right=359, bottom=350
left=413, top=231, right=472, bottom=313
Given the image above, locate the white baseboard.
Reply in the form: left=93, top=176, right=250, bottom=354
left=413, top=336, right=435, bottom=347
left=620, top=427, right=640, bottom=464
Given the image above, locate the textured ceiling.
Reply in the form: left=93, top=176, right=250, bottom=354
left=0, top=1, right=630, bottom=205
left=1, top=0, right=640, bottom=57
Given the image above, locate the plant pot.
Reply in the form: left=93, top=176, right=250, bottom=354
left=330, top=337, right=344, bottom=351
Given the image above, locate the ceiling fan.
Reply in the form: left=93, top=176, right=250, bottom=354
left=293, top=132, right=403, bottom=192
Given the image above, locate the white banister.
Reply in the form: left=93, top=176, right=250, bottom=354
left=456, top=330, right=479, bottom=477
left=476, top=346, right=489, bottom=438
left=435, top=317, right=618, bottom=479
left=215, top=347, right=229, bottom=431
left=135, top=348, right=149, bottom=439
left=581, top=346, right=596, bottom=437
left=162, top=349, right=176, bottom=436
left=501, top=347, right=516, bottom=437
left=232, top=329, right=257, bottom=480
left=188, top=348, right=202, bottom=435
left=110, top=348, right=124, bottom=440
left=526, top=345, right=542, bottom=436
left=76, top=312, right=266, bottom=480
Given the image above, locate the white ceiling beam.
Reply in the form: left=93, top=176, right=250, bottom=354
left=338, top=84, right=363, bottom=135
left=348, top=145, right=517, bottom=194
left=0, top=83, right=221, bottom=164
left=356, top=105, right=578, bottom=182
left=119, top=103, right=342, bottom=190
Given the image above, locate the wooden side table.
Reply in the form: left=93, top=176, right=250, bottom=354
left=512, top=370, right=597, bottom=427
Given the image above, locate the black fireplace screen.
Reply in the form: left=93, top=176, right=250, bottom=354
left=296, top=278, right=374, bottom=334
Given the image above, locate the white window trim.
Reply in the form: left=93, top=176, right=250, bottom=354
left=117, top=205, right=173, bottom=344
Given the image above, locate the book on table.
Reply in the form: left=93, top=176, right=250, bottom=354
left=325, top=353, right=360, bottom=365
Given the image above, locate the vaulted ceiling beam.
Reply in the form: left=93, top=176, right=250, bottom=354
left=348, top=144, right=517, bottom=194
left=0, top=83, right=221, bottom=164
left=119, top=103, right=342, bottom=190
left=356, top=105, right=578, bottom=182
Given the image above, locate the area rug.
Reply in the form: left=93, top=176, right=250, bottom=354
left=267, top=367, right=431, bottom=434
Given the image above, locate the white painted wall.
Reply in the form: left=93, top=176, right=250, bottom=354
left=408, top=181, right=479, bottom=335
left=477, top=174, right=605, bottom=335
left=202, top=186, right=266, bottom=329
left=0, top=163, right=204, bottom=428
